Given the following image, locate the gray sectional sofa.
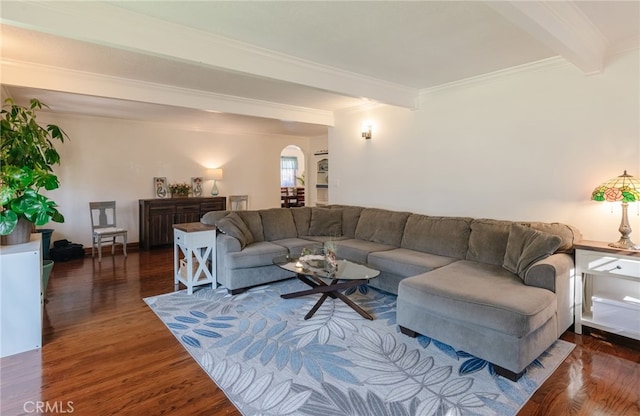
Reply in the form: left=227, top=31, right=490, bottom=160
left=201, top=205, right=581, bottom=380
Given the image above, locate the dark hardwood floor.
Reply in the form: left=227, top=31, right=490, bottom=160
left=1, top=248, right=638, bottom=415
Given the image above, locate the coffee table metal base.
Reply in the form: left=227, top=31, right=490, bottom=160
left=282, top=273, right=373, bottom=320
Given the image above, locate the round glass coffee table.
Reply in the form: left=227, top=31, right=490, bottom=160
left=273, top=255, right=380, bottom=320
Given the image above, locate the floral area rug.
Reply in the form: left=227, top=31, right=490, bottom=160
left=145, top=279, right=574, bottom=416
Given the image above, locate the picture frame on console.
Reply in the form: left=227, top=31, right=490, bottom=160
left=191, top=177, right=203, bottom=197
left=154, top=177, right=168, bottom=198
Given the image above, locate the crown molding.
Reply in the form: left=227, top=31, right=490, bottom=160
left=0, top=1, right=417, bottom=109
left=419, top=56, right=571, bottom=98
left=0, top=59, right=334, bottom=126
left=606, top=39, right=640, bottom=59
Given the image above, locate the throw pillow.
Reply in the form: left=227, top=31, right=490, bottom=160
left=201, top=210, right=229, bottom=226
left=216, top=212, right=254, bottom=249
left=503, top=223, right=562, bottom=279
left=308, top=208, right=342, bottom=236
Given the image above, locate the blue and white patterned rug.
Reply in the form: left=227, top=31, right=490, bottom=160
left=145, top=279, right=574, bottom=416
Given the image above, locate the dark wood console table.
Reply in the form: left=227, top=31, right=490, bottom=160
left=139, top=197, right=226, bottom=250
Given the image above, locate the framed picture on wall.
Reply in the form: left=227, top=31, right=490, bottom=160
left=191, top=177, right=203, bottom=197
left=154, top=177, right=168, bottom=198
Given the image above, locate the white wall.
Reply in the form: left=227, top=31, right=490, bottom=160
left=16, top=49, right=640, bottom=246
left=35, top=113, right=313, bottom=246
left=330, top=49, right=640, bottom=242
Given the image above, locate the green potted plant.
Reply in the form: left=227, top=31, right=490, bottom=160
left=0, top=98, right=68, bottom=245
left=169, top=182, right=191, bottom=198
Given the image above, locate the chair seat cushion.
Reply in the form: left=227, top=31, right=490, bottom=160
left=94, top=227, right=127, bottom=236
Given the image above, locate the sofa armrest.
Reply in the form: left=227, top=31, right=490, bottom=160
left=523, top=253, right=573, bottom=292
left=217, top=232, right=241, bottom=254
left=214, top=233, right=241, bottom=284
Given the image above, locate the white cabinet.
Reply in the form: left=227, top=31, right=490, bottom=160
left=173, top=222, right=217, bottom=295
left=575, top=240, right=640, bottom=340
left=1, top=234, right=43, bottom=357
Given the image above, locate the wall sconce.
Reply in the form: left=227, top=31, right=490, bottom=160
left=361, top=122, right=373, bottom=140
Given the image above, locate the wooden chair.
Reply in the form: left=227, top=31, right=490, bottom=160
left=89, top=201, right=127, bottom=262
left=280, top=187, right=299, bottom=208
left=229, top=195, right=248, bottom=211
left=294, top=187, right=305, bottom=207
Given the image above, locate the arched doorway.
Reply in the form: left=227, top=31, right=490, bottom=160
left=280, top=145, right=305, bottom=207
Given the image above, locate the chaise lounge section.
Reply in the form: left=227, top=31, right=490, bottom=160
left=201, top=205, right=581, bottom=380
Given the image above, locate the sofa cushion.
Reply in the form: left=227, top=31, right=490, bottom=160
left=330, top=205, right=364, bottom=238
left=368, top=248, right=459, bottom=278
left=524, top=222, right=582, bottom=253
left=309, top=207, right=342, bottom=236
left=237, top=211, right=265, bottom=242
left=291, top=207, right=312, bottom=237
left=503, top=223, right=562, bottom=279
left=398, top=260, right=556, bottom=337
left=466, top=219, right=512, bottom=266
left=272, top=238, right=319, bottom=257
left=333, top=238, right=396, bottom=264
left=216, top=212, right=254, bottom=249
left=226, top=241, right=288, bottom=269
left=354, top=208, right=411, bottom=247
left=401, top=215, right=472, bottom=259
left=300, top=235, right=350, bottom=244
left=260, top=208, right=297, bottom=241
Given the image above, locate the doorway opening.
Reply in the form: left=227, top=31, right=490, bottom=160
left=280, top=145, right=305, bottom=208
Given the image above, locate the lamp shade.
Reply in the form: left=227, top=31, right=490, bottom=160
left=591, top=170, right=640, bottom=202
left=209, top=168, right=223, bottom=181
left=591, top=170, right=640, bottom=250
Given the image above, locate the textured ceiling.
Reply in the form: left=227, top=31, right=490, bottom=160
left=110, top=1, right=557, bottom=89
left=1, top=1, right=638, bottom=136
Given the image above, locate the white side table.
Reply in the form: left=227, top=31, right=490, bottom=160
left=173, top=222, right=217, bottom=295
left=574, top=240, right=640, bottom=340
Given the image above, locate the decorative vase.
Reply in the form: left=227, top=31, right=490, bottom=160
left=324, top=248, right=338, bottom=275
left=0, top=217, right=33, bottom=246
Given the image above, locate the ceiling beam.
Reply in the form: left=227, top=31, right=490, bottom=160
left=487, top=1, right=607, bottom=74
left=1, top=59, right=334, bottom=126
left=0, top=1, right=417, bottom=109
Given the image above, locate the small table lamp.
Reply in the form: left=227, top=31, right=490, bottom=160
left=209, top=168, right=223, bottom=196
left=591, top=170, right=640, bottom=250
